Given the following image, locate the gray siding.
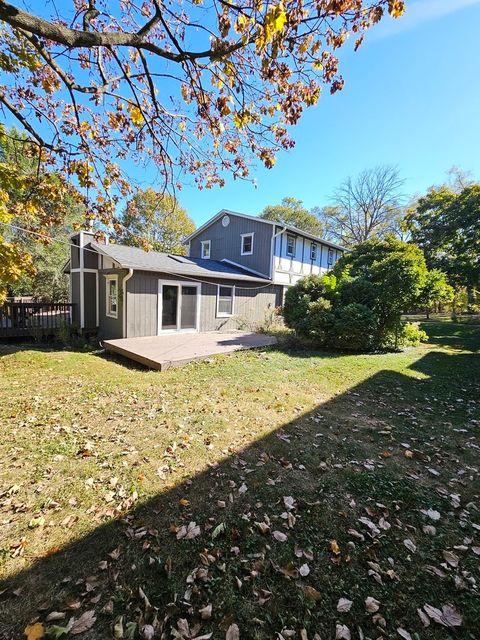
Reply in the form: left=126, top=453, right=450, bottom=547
left=199, top=281, right=279, bottom=332
left=98, top=269, right=125, bottom=340
left=189, top=214, right=272, bottom=277
left=83, top=272, right=97, bottom=329
left=121, top=270, right=279, bottom=338
left=126, top=271, right=159, bottom=338
left=71, top=272, right=80, bottom=327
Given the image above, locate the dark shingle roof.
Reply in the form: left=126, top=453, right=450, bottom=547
left=91, top=242, right=270, bottom=283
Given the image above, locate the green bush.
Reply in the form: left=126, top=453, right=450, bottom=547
left=330, top=303, right=377, bottom=350
left=282, top=237, right=430, bottom=352
left=397, top=322, right=429, bottom=347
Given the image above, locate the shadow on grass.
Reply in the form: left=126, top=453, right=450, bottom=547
left=420, top=321, right=480, bottom=353
left=0, top=339, right=479, bottom=639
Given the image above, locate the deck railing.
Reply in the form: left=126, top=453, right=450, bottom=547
left=0, top=302, right=75, bottom=338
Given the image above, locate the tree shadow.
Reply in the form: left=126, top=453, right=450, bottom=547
left=0, top=347, right=479, bottom=639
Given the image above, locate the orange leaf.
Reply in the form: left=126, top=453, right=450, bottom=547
left=24, top=623, right=45, bottom=640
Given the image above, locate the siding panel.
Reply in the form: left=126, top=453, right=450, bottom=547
left=189, top=214, right=273, bottom=277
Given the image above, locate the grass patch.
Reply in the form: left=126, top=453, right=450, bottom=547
left=0, top=321, right=479, bottom=639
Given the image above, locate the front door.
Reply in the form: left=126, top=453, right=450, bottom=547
left=158, top=281, right=199, bottom=332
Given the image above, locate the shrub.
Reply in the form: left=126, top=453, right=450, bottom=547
left=397, top=322, right=429, bottom=347
left=283, top=275, right=335, bottom=336
left=330, top=303, right=377, bottom=350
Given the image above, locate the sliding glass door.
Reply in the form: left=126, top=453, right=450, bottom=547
left=159, top=281, right=199, bottom=332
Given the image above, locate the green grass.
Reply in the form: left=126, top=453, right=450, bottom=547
left=0, top=321, right=479, bottom=639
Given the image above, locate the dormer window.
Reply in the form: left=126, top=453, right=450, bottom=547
left=310, top=243, right=317, bottom=261
left=286, top=234, right=296, bottom=257
left=241, top=233, right=254, bottom=256
left=201, top=240, right=211, bottom=259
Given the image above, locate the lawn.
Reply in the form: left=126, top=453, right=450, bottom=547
left=0, top=321, right=479, bottom=640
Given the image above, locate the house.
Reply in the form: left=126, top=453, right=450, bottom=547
left=66, top=210, right=345, bottom=340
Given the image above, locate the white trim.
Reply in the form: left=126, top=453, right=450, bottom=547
left=216, top=284, right=235, bottom=318
left=122, top=269, right=134, bottom=337
left=157, top=280, right=201, bottom=333
left=220, top=259, right=269, bottom=280
left=200, top=240, right=211, bottom=259
left=105, top=274, right=119, bottom=319
left=286, top=234, right=296, bottom=257
left=240, top=232, right=254, bottom=256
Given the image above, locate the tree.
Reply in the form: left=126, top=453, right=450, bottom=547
left=0, top=1, right=405, bottom=222
left=418, top=269, right=454, bottom=319
left=405, top=184, right=480, bottom=298
left=260, top=197, right=323, bottom=235
left=333, top=235, right=427, bottom=347
left=0, top=127, right=84, bottom=302
left=119, top=190, right=195, bottom=254
left=318, top=165, right=405, bottom=246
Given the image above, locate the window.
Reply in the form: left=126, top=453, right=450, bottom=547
left=327, top=248, right=334, bottom=266
left=310, top=243, right=317, bottom=261
left=241, top=233, right=254, bottom=256
left=201, top=240, right=211, bottom=259
left=217, top=285, right=234, bottom=317
left=106, top=275, right=118, bottom=318
left=286, top=234, right=296, bottom=256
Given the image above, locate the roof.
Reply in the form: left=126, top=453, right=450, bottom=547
left=90, top=242, right=271, bottom=283
left=183, top=209, right=347, bottom=252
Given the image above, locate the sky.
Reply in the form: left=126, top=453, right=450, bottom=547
left=5, top=0, right=480, bottom=228
left=163, top=0, right=480, bottom=226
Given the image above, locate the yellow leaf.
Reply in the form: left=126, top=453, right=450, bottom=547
left=330, top=539, right=341, bottom=555
left=179, top=498, right=190, bottom=506
left=24, top=623, right=45, bottom=640
left=128, top=104, right=144, bottom=127
left=388, top=0, right=405, bottom=18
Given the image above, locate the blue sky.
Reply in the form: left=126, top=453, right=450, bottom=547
left=163, top=0, right=480, bottom=226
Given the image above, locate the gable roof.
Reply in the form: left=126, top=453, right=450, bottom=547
left=90, top=242, right=270, bottom=283
left=184, top=209, right=346, bottom=252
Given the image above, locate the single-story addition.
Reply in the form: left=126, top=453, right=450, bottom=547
left=65, top=210, right=345, bottom=342
left=65, top=230, right=283, bottom=340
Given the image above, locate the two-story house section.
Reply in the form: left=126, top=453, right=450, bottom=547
left=185, top=210, right=345, bottom=287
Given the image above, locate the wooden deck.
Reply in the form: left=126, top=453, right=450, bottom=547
left=103, top=331, right=278, bottom=370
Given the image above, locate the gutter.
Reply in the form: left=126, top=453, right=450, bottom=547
left=122, top=268, right=134, bottom=338
left=270, top=225, right=287, bottom=280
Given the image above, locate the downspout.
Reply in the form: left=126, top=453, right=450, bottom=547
left=122, top=269, right=133, bottom=338
left=270, top=225, right=287, bottom=280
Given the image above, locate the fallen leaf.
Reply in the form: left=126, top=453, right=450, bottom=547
left=330, top=539, right=341, bottom=555
left=335, top=624, right=351, bottom=640
left=70, top=610, right=96, bottom=635
left=302, top=585, right=321, bottom=602
left=442, top=550, right=459, bottom=568
left=397, top=628, right=412, bottom=640
left=225, top=623, right=239, bottom=640
left=365, top=596, right=380, bottom=613
left=299, top=563, right=310, bottom=577
left=337, top=597, right=353, bottom=613
left=24, top=623, right=45, bottom=640
left=441, top=604, right=462, bottom=627
left=273, top=530, right=288, bottom=542
left=199, top=604, right=212, bottom=620
left=403, top=538, right=416, bottom=553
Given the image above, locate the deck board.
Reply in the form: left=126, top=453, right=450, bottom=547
left=103, top=331, right=277, bottom=370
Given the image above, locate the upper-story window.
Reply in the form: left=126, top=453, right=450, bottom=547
left=286, top=234, right=296, bottom=257
left=241, top=233, right=254, bottom=256
left=310, top=243, right=317, bottom=261
left=201, top=240, right=211, bottom=259
left=327, top=248, right=334, bottom=266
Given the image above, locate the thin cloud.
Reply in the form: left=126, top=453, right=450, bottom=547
left=370, top=0, right=480, bottom=39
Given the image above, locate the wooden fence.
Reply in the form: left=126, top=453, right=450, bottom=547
left=0, top=302, right=75, bottom=338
